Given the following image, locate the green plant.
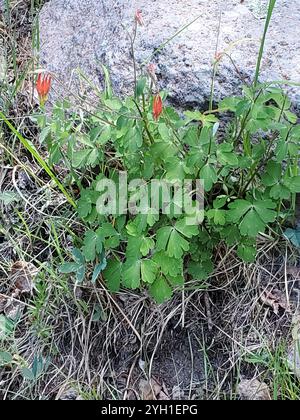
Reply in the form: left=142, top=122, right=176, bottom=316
left=24, top=0, right=300, bottom=302
left=34, top=75, right=300, bottom=303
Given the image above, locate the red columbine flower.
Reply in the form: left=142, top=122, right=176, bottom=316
left=36, top=73, right=52, bottom=105
left=135, top=9, right=144, bottom=26
left=215, top=52, right=223, bottom=62
left=153, top=94, right=163, bottom=121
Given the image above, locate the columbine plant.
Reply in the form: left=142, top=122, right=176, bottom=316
left=35, top=6, right=300, bottom=303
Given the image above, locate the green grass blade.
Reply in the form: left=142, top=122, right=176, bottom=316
left=253, top=0, right=277, bottom=88
left=0, top=111, right=76, bottom=208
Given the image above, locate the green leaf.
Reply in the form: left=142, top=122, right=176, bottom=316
left=175, top=218, right=199, bottom=238
left=156, top=226, right=173, bottom=251
left=262, top=161, right=282, bottom=186
left=275, top=139, right=288, bottom=162
left=187, top=259, right=213, bottom=280
left=122, top=259, right=141, bottom=289
left=237, top=243, right=256, bottom=263
left=220, top=225, right=240, bottom=246
left=286, top=176, right=300, bottom=193
left=153, top=252, right=183, bottom=277
left=253, top=200, right=277, bottom=224
left=284, top=110, right=297, bottom=124
left=239, top=209, right=266, bottom=237
left=156, top=226, right=189, bottom=259
left=72, top=248, right=85, bottom=265
left=149, top=276, right=173, bottom=304
left=200, top=164, right=217, bottom=192
left=126, top=215, right=148, bottom=236
left=0, top=315, right=14, bottom=339
left=76, top=265, right=86, bottom=283
left=140, top=236, right=155, bottom=257
left=59, top=262, right=80, bottom=274
left=213, top=195, right=228, bottom=209
left=184, top=126, right=198, bottom=147
left=127, top=127, right=143, bottom=152
left=184, top=110, right=203, bottom=121
left=167, top=229, right=189, bottom=259
left=284, top=227, right=300, bottom=248
left=104, top=258, right=122, bottom=292
left=141, top=260, right=158, bottom=284
left=82, top=230, right=103, bottom=262
left=217, top=143, right=238, bottom=166
left=0, top=192, right=20, bottom=205
left=92, top=258, right=107, bottom=283
left=219, top=96, right=242, bottom=112
left=86, top=148, right=100, bottom=167
left=126, top=236, right=142, bottom=261
left=77, top=193, right=93, bottom=218
left=0, top=351, right=13, bottom=365
left=227, top=200, right=252, bottom=223
left=20, top=367, right=35, bottom=381
left=165, top=157, right=190, bottom=181
left=207, top=209, right=226, bottom=225
left=136, top=77, right=147, bottom=97
left=147, top=211, right=160, bottom=227
left=39, top=126, right=51, bottom=144
left=228, top=200, right=276, bottom=237
left=60, top=249, right=86, bottom=283
left=270, top=184, right=290, bottom=200
left=72, top=149, right=92, bottom=168
left=166, top=274, right=184, bottom=287
left=98, top=126, right=112, bottom=145
left=151, top=141, right=177, bottom=161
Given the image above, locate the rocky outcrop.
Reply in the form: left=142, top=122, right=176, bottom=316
left=39, top=0, right=300, bottom=108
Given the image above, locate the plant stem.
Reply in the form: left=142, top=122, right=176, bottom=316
left=253, top=0, right=277, bottom=88
left=133, top=99, right=154, bottom=145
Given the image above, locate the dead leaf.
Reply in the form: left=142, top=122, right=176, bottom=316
left=10, top=261, right=38, bottom=293
left=139, top=378, right=169, bottom=400
left=260, top=289, right=290, bottom=315
left=238, top=378, right=271, bottom=400
left=4, top=299, right=25, bottom=320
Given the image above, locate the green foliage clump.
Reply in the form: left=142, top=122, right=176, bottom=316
left=37, top=81, right=300, bottom=303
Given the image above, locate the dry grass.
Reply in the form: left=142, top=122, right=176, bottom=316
left=1, top=175, right=299, bottom=400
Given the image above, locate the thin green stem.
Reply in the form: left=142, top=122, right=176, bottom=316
left=253, top=0, right=277, bottom=88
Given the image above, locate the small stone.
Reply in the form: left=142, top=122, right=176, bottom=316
left=238, top=378, right=271, bottom=400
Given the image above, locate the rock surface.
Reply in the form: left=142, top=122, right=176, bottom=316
left=39, top=0, right=300, bottom=108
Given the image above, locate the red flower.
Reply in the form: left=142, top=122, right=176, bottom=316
left=215, top=52, right=223, bottom=62
left=135, top=9, right=144, bottom=26
left=36, top=73, right=52, bottom=105
left=153, top=94, right=163, bottom=121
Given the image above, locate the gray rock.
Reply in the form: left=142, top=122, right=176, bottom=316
left=39, top=0, right=300, bottom=108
